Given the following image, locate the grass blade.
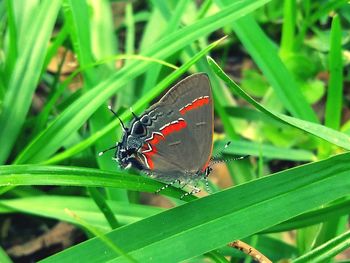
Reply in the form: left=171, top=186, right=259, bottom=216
left=88, top=188, right=120, bottom=229
left=0, top=165, right=194, bottom=201
left=207, top=56, right=350, bottom=150
left=0, top=196, right=162, bottom=232
left=325, top=15, right=343, bottom=130
left=265, top=199, right=350, bottom=233
left=39, top=152, right=350, bottom=262
left=0, top=0, right=61, bottom=164
left=220, top=139, right=316, bottom=161
left=225, top=13, right=318, bottom=122
left=293, top=230, right=350, bottom=263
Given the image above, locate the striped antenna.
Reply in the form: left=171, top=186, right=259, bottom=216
left=98, top=144, right=118, bottom=156
left=108, top=105, right=126, bottom=131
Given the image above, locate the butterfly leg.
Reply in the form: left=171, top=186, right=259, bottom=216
left=202, top=166, right=212, bottom=193
left=155, top=179, right=181, bottom=194
left=180, top=184, right=201, bottom=199
left=180, top=182, right=188, bottom=190
left=203, top=175, right=211, bottom=193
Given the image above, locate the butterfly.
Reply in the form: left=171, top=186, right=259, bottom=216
left=100, top=73, right=215, bottom=198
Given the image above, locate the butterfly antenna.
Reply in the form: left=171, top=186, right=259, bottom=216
left=108, top=105, right=127, bottom=131
left=98, top=144, right=119, bottom=156
left=128, top=107, right=139, bottom=119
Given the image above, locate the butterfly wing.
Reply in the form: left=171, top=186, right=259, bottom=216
left=157, top=73, right=213, bottom=170
left=134, top=74, right=213, bottom=180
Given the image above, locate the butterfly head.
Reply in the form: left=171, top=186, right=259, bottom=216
left=115, top=127, right=145, bottom=170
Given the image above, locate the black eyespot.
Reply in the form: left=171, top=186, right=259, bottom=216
left=140, top=115, right=151, bottom=125
left=131, top=121, right=146, bottom=135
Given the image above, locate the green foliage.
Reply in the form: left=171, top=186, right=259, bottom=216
left=0, top=0, right=349, bottom=262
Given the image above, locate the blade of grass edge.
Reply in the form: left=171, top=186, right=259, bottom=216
left=325, top=15, right=343, bottom=130
left=293, top=229, right=350, bottom=263
left=207, top=56, right=350, bottom=150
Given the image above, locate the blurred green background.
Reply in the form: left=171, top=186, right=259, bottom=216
left=0, top=0, right=349, bottom=262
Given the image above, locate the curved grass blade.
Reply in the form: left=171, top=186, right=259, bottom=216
left=207, top=56, right=350, bottom=150
left=0, top=165, right=194, bottom=201
left=229, top=14, right=318, bottom=122
left=293, top=229, right=350, bottom=263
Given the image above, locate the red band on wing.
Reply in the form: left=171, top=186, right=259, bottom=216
left=179, top=96, right=210, bottom=115
left=161, top=119, right=187, bottom=136
left=142, top=119, right=187, bottom=170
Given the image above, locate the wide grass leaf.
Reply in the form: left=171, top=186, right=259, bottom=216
left=0, top=165, right=192, bottom=200
left=40, top=152, right=350, bottom=262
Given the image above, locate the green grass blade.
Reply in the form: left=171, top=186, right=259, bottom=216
left=64, top=208, right=137, bottom=263
left=207, top=56, right=350, bottom=150
left=280, top=0, right=296, bottom=55
left=89, top=0, right=118, bottom=69
left=223, top=13, right=318, bottom=122
left=0, top=0, right=61, bottom=164
left=4, top=0, right=17, bottom=81
left=15, top=0, right=270, bottom=164
left=40, top=152, right=350, bottom=262
left=220, top=139, right=316, bottom=161
left=88, top=0, right=126, bottom=202
left=140, top=0, right=188, bottom=95
left=0, top=196, right=162, bottom=232
left=325, top=15, right=343, bottom=130
left=41, top=22, right=69, bottom=75
left=116, top=2, right=135, bottom=107
left=265, top=199, right=350, bottom=233
left=0, top=165, right=194, bottom=201
left=88, top=188, right=120, bottom=229
left=196, top=0, right=212, bottom=20
left=293, top=229, right=350, bottom=263
left=0, top=246, right=12, bottom=263
left=295, top=0, right=347, bottom=49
